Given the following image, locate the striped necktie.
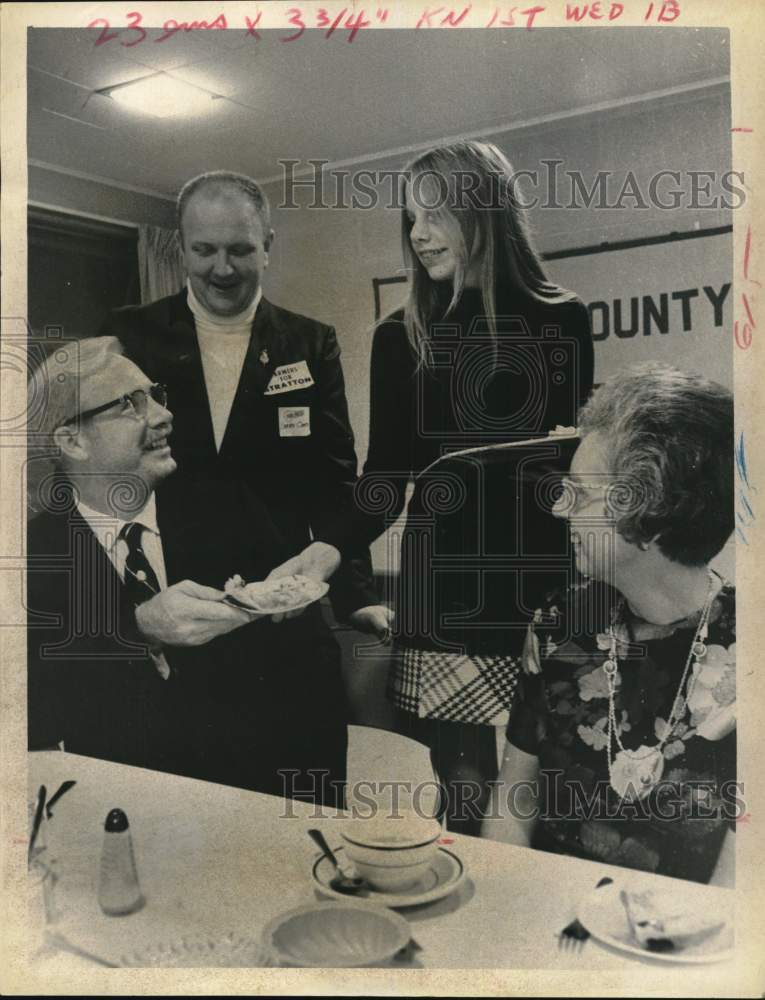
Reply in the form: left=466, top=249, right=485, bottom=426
left=120, top=522, right=160, bottom=606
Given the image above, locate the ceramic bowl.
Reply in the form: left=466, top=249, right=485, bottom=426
left=339, top=815, right=441, bottom=891
left=263, top=901, right=411, bottom=967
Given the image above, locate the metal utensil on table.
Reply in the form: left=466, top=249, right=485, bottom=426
left=28, top=785, right=47, bottom=864
left=558, top=876, right=614, bottom=951
left=394, top=937, right=423, bottom=962
left=307, top=828, right=368, bottom=895
left=46, top=781, right=76, bottom=819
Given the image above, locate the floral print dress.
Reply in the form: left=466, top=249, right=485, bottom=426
left=506, top=578, right=737, bottom=883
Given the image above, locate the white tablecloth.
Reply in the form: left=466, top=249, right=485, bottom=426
left=16, top=751, right=747, bottom=993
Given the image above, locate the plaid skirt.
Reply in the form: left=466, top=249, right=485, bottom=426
left=389, top=645, right=522, bottom=726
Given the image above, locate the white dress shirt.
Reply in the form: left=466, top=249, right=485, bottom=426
left=76, top=492, right=171, bottom=679
left=187, top=282, right=262, bottom=451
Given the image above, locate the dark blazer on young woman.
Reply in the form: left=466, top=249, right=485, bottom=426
left=354, top=289, right=594, bottom=663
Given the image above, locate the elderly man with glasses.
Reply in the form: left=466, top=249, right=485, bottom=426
left=27, top=337, right=351, bottom=804
left=27, top=337, right=252, bottom=772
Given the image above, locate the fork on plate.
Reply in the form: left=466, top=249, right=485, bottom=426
left=558, top=876, right=614, bottom=951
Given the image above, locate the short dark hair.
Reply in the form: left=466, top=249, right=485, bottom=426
left=578, top=362, right=733, bottom=566
left=176, top=171, right=271, bottom=236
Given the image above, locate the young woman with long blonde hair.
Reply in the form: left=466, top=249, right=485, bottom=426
left=354, top=140, right=594, bottom=835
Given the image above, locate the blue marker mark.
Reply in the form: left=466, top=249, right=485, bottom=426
left=739, top=491, right=755, bottom=519
left=735, top=432, right=756, bottom=545
left=735, top=432, right=748, bottom=484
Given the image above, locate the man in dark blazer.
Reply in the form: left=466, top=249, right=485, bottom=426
left=27, top=337, right=252, bottom=772
left=100, top=170, right=383, bottom=632
left=27, top=338, right=348, bottom=803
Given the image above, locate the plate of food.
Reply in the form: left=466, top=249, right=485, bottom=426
left=577, top=880, right=734, bottom=963
left=223, top=573, right=329, bottom=615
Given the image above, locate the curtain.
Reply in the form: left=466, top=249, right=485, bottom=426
left=137, top=225, right=185, bottom=303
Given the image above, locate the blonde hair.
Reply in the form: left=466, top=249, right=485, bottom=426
left=400, top=140, right=576, bottom=363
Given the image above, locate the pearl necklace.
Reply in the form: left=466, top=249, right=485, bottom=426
left=604, top=569, right=718, bottom=801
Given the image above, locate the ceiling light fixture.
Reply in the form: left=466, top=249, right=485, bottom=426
left=97, top=73, right=220, bottom=119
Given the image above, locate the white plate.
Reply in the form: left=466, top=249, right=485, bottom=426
left=577, top=881, right=734, bottom=964
left=313, top=845, right=465, bottom=908
left=119, top=932, right=275, bottom=967
left=224, top=576, right=329, bottom=615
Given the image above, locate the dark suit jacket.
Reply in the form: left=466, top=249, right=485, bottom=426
left=156, top=478, right=349, bottom=798
left=100, top=291, right=376, bottom=618
left=27, top=500, right=181, bottom=772
left=27, top=484, right=349, bottom=799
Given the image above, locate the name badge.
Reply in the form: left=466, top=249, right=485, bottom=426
left=265, top=360, right=315, bottom=396
left=279, top=406, right=311, bottom=437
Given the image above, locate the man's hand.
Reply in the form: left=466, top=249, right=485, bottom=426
left=266, top=542, right=341, bottom=622
left=135, top=580, right=256, bottom=647
left=348, top=604, right=395, bottom=641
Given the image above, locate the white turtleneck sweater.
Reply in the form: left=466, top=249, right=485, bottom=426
left=187, top=282, right=262, bottom=451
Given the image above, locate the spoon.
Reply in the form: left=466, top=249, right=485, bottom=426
left=307, top=828, right=368, bottom=895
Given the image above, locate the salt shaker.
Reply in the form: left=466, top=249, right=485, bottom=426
left=97, top=808, right=145, bottom=916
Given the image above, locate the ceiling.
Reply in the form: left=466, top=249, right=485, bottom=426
left=28, top=26, right=729, bottom=198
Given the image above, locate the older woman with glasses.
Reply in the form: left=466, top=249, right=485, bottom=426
left=483, top=363, right=736, bottom=885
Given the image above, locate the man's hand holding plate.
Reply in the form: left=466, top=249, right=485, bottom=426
left=136, top=579, right=255, bottom=647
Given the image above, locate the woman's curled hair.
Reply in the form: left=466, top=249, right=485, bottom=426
left=578, top=362, right=733, bottom=566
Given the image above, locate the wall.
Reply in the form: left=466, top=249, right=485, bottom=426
left=29, top=163, right=175, bottom=228
left=547, top=231, right=733, bottom=389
